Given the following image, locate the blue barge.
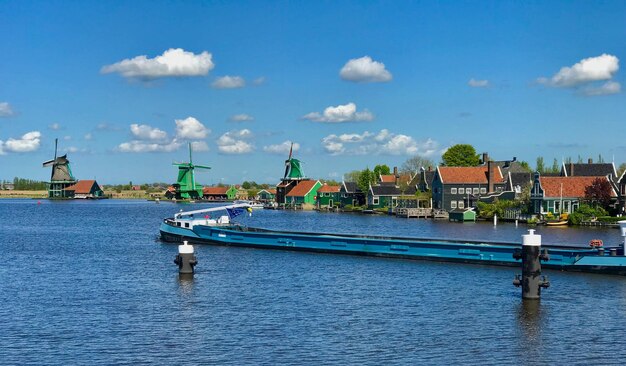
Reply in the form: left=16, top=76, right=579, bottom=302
left=159, top=205, right=626, bottom=275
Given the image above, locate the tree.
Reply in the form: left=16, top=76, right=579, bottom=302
left=400, top=155, right=435, bottom=174
left=357, top=168, right=375, bottom=193
left=373, top=164, right=390, bottom=177
left=241, top=181, right=252, bottom=189
left=518, top=161, right=532, bottom=173
left=536, top=157, right=545, bottom=173
left=441, top=144, right=479, bottom=166
left=550, top=158, right=559, bottom=174
left=344, top=170, right=362, bottom=183
left=585, top=177, right=613, bottom=209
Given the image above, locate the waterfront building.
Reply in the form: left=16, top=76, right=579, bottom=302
left=368, top=184, right=401, bottom=209
left=338, top=181, right=366, bottom=207
left=257, top=189, right=276, bottom=202
left=42, top=139, right=78, bottom=198
left=618, top=171, right=626, bottom=215
left=202, top=186, right=237, bottom=201
left=275, top=143, right=316, bottom=206
left=285, top=180, right=321, bottom=207
left=431, top=162, right=507, bottom=211
left=530, top=173, right=618, bottom=214
left=63, top=180, right=105, bottom=199
left=168, top=143, right=209, bottom=200
left=316, top=184, right=341, bottom=208
left=560, top=160, right=618, bottom=179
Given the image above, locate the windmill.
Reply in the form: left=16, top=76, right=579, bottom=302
left=42, top=138, right=77, bottom=198
left=282, top=143, right=305, bottom=181
left=171, top=142, right=210, bottom=200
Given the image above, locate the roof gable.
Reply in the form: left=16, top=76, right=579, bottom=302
left=286, top=180, right=320, bottom=197
left=203, top=186, right=230, bottom=195
left=64, top=180, right=98, bottom=194
left=539, top=176, right=617, bottom=198
left=437, top=166, right=504, bottom=184
left=317, top=185, right=340, bottom=193
left=562, top=163, right=617, bottom=178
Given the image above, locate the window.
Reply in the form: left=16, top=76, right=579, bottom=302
left=555, top=201, right=560, bottom=213
left=373, top=197, right=379, bottom=205
left=451, top=188, right=457, bottom=194
left=480, top=187, right=486, bottom=194
left=458, top=201, right=465, bottom=209
left=451, top=201, right=457, bottom=209
left=473, top=188, right=479, bottom=194
left=459, top=188, right=465, bottom=194
left=324, top=192, right=330, bottom=197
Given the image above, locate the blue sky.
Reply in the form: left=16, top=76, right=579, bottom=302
left=1, top=1, right=625, bottom=184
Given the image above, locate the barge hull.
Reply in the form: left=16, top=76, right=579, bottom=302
left=160, top=222, right=626, bottom=275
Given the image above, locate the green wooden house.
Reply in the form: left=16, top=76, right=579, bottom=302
left=257, top=189, right=276, bottom=202
left=368, top=184, right=401, bottom=209
left=202, top=186, right=238, bottom=200
left=339, top=182, right=366, bottom=207
left=285, top=180, right=322, bottom=206
left=317, top=184, right=341, bottom=208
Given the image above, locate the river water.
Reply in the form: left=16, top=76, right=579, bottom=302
left=1, top=199, right=626, bottom=365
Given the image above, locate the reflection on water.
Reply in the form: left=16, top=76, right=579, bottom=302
left=516, top=300, right=545, bottom=363
left=177, top=273, right=195, bottom=295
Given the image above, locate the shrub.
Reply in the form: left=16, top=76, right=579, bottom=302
left=568, top=204, right=608, bottom=225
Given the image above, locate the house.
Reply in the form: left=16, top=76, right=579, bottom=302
left=414, top=167, right=436, bottom=193
left=257, top=189, right=276, bottom=202
left=339, top=181, right=366, bottom=207
left=285, top=180, right=322, bottom=206
left=530, top=173, right=618, bottom=214
left=202, top=186, right=237, bottom=201
left=63, top=180, right=105, bottom=199
left=235, top=186, right=249, bottom=200
left=317, top=184, right=341, bottom=208
left=368, top=184, right=401, bottom=209
left=431, top=163, right=507, bottom=211
left=561, top=160, right=618, bottom=180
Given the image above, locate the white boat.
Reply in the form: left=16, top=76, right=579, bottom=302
left=234, top=200, right=264, bottom=209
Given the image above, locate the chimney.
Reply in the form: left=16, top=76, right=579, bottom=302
left=487, top=160, right=495, bottom=193
left=428, top=166, right=432, bottom=172
left=482, top=152, right=489, bottom=164
left=393, top=166, right=399, bottom=185
left=569, top=163, right=574, bottom=176
left=588, top=158, right=593, bottom=164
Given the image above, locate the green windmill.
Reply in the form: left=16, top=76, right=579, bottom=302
left=171, top=143, right=210, bottom=200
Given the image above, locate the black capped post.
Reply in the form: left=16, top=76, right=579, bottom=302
left=174, top=240, right=197, bottom=274
left=513, top=229, right=550, bottom=300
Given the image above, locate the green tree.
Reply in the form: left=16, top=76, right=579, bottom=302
left=373, top=164, right=391, bottom=177
left=441, top=144, right=479, bottom=166
left=357, top=168, right=375, bottom=193
left=617, top=163, right=626, bottom=178
left=518, top=161, right=532, bottom=172
left=400, top=155, right=435, bottom=174
left=344, top=170, right=362, bottom=183
left=241, top=181, right=252, bottom=189
left=550, top=158, right=559, bottom=174
left=536, top=157, right=545, bottom=173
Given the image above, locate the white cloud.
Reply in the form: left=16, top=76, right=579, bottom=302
left=175, top=117, right=210, bottom=139
left=321, top=129, right=439, bottom=156
left=581, top=81, right=621, bottom=96
left=49, top=123, right=61, bottom=130
left=84, top=133, right=93, bottom=140
left=468, top=78, right=490, bottom=87
left=0, top=131, right=41, bottom=154
left=217, top=129, right=254, bottom=154
left=339, top=56, right=392, bottom=83
left=101, top=48, right=215, bottom=80
left=63, top=135, right=71, bottom=141
left=190, top=141, right=209, bottom=152
left=229, top=114, right=254, bottom=122
left=117, top=139, right=182, bottom=153
left=263, top=141, right=300, bottom=155
left=538, top=54, right=619, bottom=87
left=130, top=123, right=168, bottom=141
left=302, top=102, right=374, bottom=123
left=252, top=77, right=266, bottom=85
left=0, top=102, right=14, bottom=117
left=212, top=75, right=245, bottom=89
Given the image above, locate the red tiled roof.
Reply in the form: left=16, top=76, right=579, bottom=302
left=438, top=166, right=504, bottom=184
left=64, top=180, right=97, bottom=194
left=317, top=185, right=340, bottom=193
left=539, top=176, right=617, bottom=198
left=380, top=174, right=396, bottom=183
left=267, top=188, right=277, bottom=195
left=286, top=180, right=320, bottom=197
left=203, top=186, right=230, bottom=195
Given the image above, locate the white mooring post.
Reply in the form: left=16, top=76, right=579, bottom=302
left=618, top=221, right=626, bottom=256
left=494, top=214, right=498, bottom=226
left=174, top=240, right=198, bottom=274
left=513, top=229, right=550, bottom=299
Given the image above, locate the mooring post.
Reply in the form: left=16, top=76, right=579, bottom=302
left=174, top=240, right=197, bottom=274
left=513, top=229, right=550, bottom=299
left=619, top=221, right=626, bottom=256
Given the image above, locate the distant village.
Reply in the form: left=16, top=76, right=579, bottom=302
left=1, top=140, right=625, bottom=225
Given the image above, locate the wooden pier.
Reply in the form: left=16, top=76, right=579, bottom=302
left=395, top=208, right=449, bottom=219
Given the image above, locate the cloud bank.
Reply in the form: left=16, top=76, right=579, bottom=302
left=0, top=131, right=41, bottom=154
left=0, top=102, right=14, bottom=117
left=212, top=76, right=245, bottom=89
left=101, top=48, right=215, bottom=80
left=263, top=141, right=300, bottom=155
left=302, top=102, right=374, bottom=123
left=229, top=114, right=254, bottom=122
left=118, top=117, right=210, bottom=153
left=321, top=129, right=440, bottom=156
left=340, top=56, right=392, bottom=83
left=217, top=129, right=254, bottom=154
left=537, top=54, right=620, bottom=96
